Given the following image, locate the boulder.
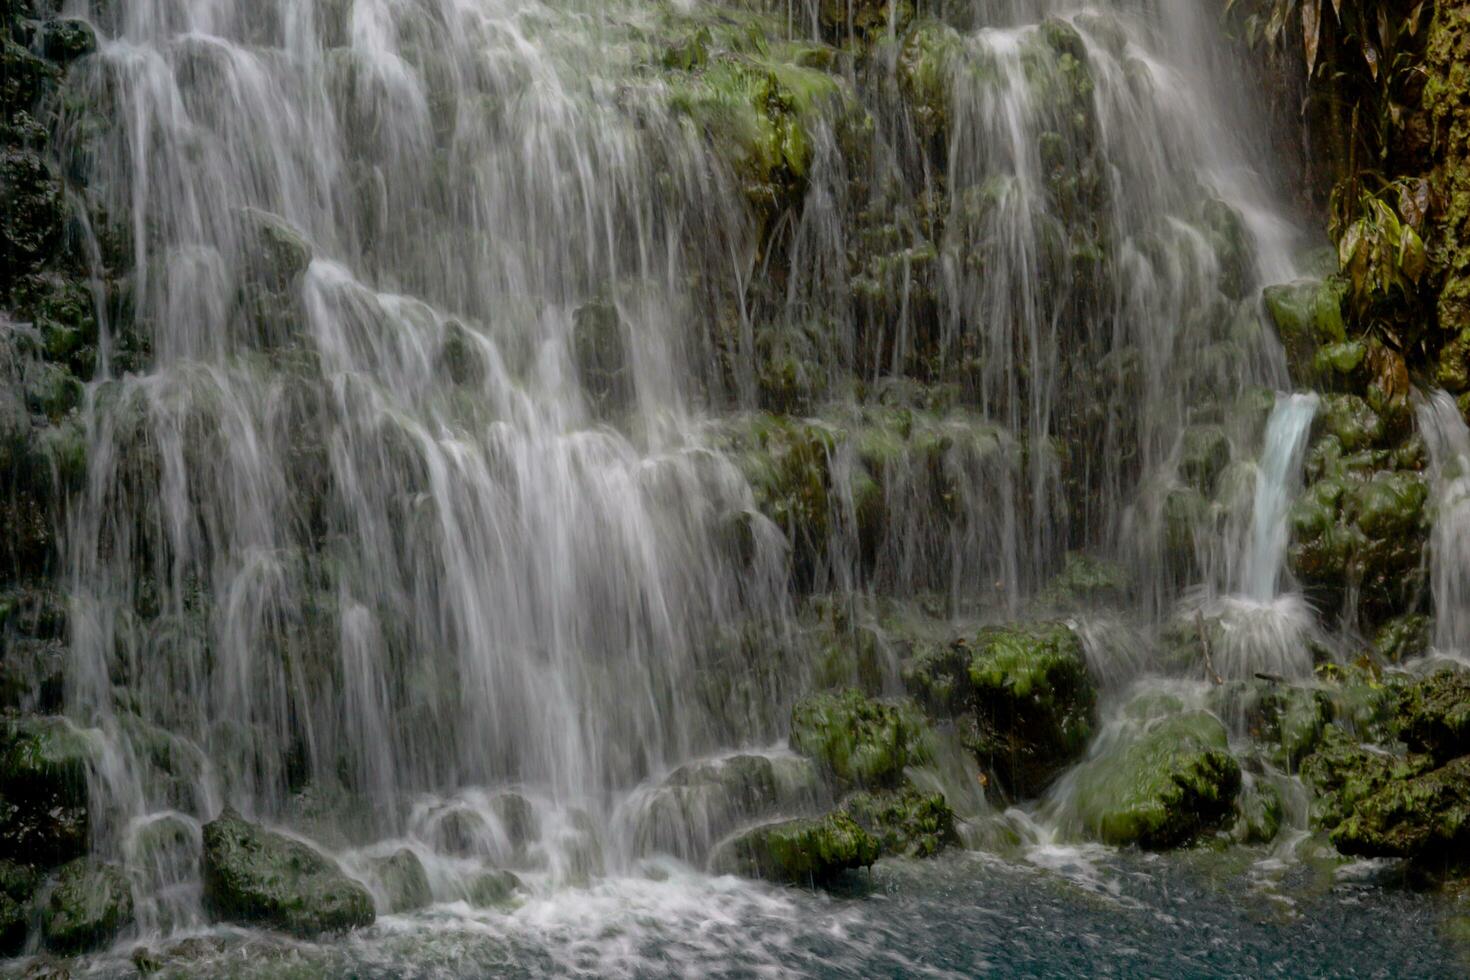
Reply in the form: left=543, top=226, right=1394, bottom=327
left=39, top=859, right=134, bottom=954
left=0, top=859, right=39, bottom=956
left=711, top=812, right=879, bottom=885
left=0, top=716, right=93, bottom=867
left=960, top=623, right=1096, bottom=798
left=201, top=807, right=374, bottom=937
left=1331, top=756, right=1470, bottom=861
left=789, top=689, right=935, bottom=792
left=839, top=786, right=958, bottom=858
left=1395, top=669, right=1470, bottom=764
left=1068, top=710, right=1241, bottom=849
left=369, top=849, right=430, bottom=913
left=465, top=869, right=521, bottom=908
left=1299, top=725, right=1435, bottom=832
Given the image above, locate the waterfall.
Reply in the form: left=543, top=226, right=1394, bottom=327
left=1239, top=392, right=1318, bottom=601
left=1418, top=390, right=1470, bottom=656
left=18, top=0, right=1309, bottom=942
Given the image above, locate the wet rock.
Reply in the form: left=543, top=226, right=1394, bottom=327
left=710, top=812, right=879, bottom=885
left=488, top=792, right=539, bottom=851
left=237, top=207, right=312, bottom=292
left=1332, top=756, right=1470, bottom=862
left=1262, top=278, right=1347, bottom=385
left=0, top=715, right=92, bottom=867
left=571, top=298, right=632, bottom=419
left=838, top=786, right=958, bottom=858
left=960, top=622, right=1097, bottom=798
left=1299, top=725, right=1435, bottom=832
left=0, top=859, right=39, bottom=957
left=1069, top=710, right=1241, bottom=849
left=431, top=805, right=490, bottom=858
left=1231, top=776, right=1283, bottom=845
left=1178, top=424, right=1231, bottom=493
left=369, top=849, right=431, bottom=913
left=1373, top=614, right=1432, bottom=663
left=201, top=807, right=374, bottom=937
left=39, top=859, right=133, bottom=954
left=789, top=689, right=935, bottom=793
left=1040, top=552, right=1130, bottom=607
left=1395, top=668, right=1470, bottom=764
left=464, top=868, right=520, bottom=908
left=39, top=19, right=97, bottom=63
left=0, top=149, right=65, bottom=283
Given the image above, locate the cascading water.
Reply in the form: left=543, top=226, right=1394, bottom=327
left=1418, top=389, right=1470, bottom=658
left=19, top=0, right=1462, bottom=972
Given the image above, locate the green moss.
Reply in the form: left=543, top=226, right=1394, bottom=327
left=1262, top=278, right=1347, bottom=385
left=961, top=622, right=1096, bottom=797
left=789, top=689, right=935, bottom=792
left=711, top=812, right=880, bottom=884
left=1069, top=711, right=1242, bottom=849
left=202, top=807, right=374, bottom=937
left=40, top=859, right=133, bottom=954
left=839, top=786, right=958, bottom=858
left=1040, top=551, right=1130, bottom=607
left=1332, top=756, right=1470, bottom=861
left=1395, top=668, right=1470, bottom=764
left=1299, top=725, right=1435, bottom=832
left=1232, top=776, right=1284, bottom=845
left=0, top=715, right=93, bottom=866
left=465, top=869, right=521, bottom=908
left=370, top=849, right=431, bottom=913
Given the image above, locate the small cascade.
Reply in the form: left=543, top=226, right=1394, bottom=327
left=1417, top=390, right=1470, bottom=656
left=1239, top=392, right=1318, bottom=601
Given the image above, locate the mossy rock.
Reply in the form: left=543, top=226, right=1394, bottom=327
left=839, top=786, right=958, bottom=858
left=1041, top=551, right=1130, bottom=607
left=961, top=622, right=1097, bottom=798
left=1231, top=776, right=1284, bottom=845
left=0, top=859, right=39, bottom=957
left=789, top=689, right=935, bottom=792
left=201, top=807, right=374, bottom=937
left=711, top=812, right=880, bottom=885
left=40, top=859, right=134, bottom=954
left=1395, top=668, right=1470, bottom=765
left=1332, top=756, right=1470, bottom=862
left=1069, top=711, right=1242, bottom=849
left=370, top=849, right=431, bottom=913
left=1257, top=684, right=1333, bottom=769
left=0, top=715, right=93, bottom=867
left=1374, top=614, right=1432, bottom=664
left=1262, top=278, right=1347, bottom=385
left=465, top=869, right=521, bottom=908
left=1299, top=725, right=1435, bottom=832
left=572, top=298, right=631, bottom=419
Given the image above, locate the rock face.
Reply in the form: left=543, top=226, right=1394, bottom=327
left=1067, top=710, right=1242, bottom=849
left=201, top=808, right=374, bottom=937
left=1332, top=756, right=1470, bottom=860
left=0, top=859, right=39, bottom=956
left=711, top=812, right=880, bottom=885
left=1395, top=669, right=1470, bottom=763
left=39, top=859, right=134, bottom=954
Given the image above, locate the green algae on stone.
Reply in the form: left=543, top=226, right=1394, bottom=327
left=39, top=859, right=134, bottom=954
left=369, top=849, right=431, bottom=913
left=1262, top=278, right=1347, bottom=385
left=961, top=622, right=1096, bottom=798
left=1231, top=775, right=1284, bottom=845
left=465, top=869, right=522, bottom=908
left=1395, top=668, right=1470, bottom=765
left=0, top=859, right=38, bottom=957
left=839, top=786, right=959, bottom=858
left=201, top=807, right=374, bottom=938
left=1299, top=725, right=1436, bottom=833
left=1332, top=756, right=1470, bottom=862
left=711, top=812, right=880, bottom=885
left=1068, top=711, right=1241, bottom=849
left=0, top=715, right=94, bottom=867
left=789, top=688, right=936, bottom=792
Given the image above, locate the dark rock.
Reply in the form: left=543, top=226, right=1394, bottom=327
left=710, top=812, right=880, bottom=885
left=370, top=848, right=430, bottom=913
left=201, top=807, right=374, bottom=937
left=0, top=715, right=92, bottom=867
left=1332, top=756, right=1470, bottom=862
left=1395, top=668, right=1470, bottom=764
left=0, top=858, right=39, bottom=956
left=39, top=859, right=133, bottom=954
left=839, top=786, right=958, bottom=858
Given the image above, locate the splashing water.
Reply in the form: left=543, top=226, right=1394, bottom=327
left=1239, top=392, right=1318, bottom=602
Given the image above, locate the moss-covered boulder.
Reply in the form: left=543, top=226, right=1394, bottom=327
left=1262, top=278, right=1349, bottom=386
left=369, top=849, right=431, bottom=913
left=839, top=786, right=958, bottom=858
left=789, top=689, right=935, bottom=793
left=201, top=807, right=374, bottom=937
left=1331, top=756, right=1470, bottom=861
left=0, top=716, right=93, bottom=867
left=1040, top=552, right=1130, bottom=607
left=710, top=812, right=880, bottom=885
left=1068, top=711, right=1242, bottom=849
left=465, top=869, right=521, bottom=908
left=1231, top=775, right=1284, bottom=845
left=0, top=859, right=39, bottom=956
left=1395, top=669, right=1470, bottom=764
left=39, top=859, right=133, bottom=954
left=960, top=622, right=1097, bottom=798
left=1299, top=725, right=1436, bottom=832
